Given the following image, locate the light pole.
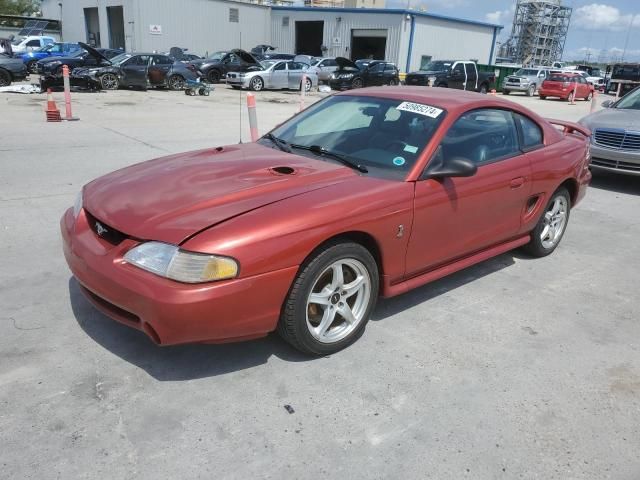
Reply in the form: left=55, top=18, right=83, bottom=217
left=621, top=14, right=636, bottom=62
left=58, top=3, right=63, bottom=41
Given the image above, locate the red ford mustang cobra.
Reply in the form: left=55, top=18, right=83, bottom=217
left=61, top=88, right=591, bottom=355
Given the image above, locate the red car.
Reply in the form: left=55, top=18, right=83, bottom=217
left=61, top=88, right=591, bottom=355
left=538, top=72, right=595, bottom=101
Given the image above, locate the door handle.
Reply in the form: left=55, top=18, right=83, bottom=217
left=510, top=177, right=525, bottom=189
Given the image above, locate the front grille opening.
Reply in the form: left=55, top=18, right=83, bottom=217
left=81, top=285, right=140, bottom=324
left=85, top=210, right=128, bottom=245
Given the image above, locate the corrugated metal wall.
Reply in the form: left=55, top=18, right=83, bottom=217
left=409, top=17, right=496, bottom=70
left=42, top=0, right=271, bottom=55
left=271, top=10, right=404, bottom=65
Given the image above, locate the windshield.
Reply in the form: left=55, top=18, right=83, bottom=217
left=265, top=95, right=446, bottom=180
left=69, top=49, right=86, bottom=58
left=420, top=61, right=452, bottom=71
left=207, top=51, right=226, bottom=60
left=109, top=53, right=132, bottom=65
left=515, top=69, right=539, bottom=76
left=614, top=88, right=640, bottom=109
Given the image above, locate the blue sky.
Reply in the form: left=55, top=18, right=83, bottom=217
left=388, top=0, right=640, bottom=62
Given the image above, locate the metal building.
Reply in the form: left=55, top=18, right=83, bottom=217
left=272, top=7, right=501, bottom=72
left=39, top=0, right=501, bottom=72
left=40, top=0, right=272, bottom=54
left=500, top=0, right=572, bottom=66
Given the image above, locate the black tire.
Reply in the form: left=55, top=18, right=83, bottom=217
left=352, top=77, right=364, bottom=89
left=522, top=187, right=571, bottom=258
left=278, top=241, right=379, bottom=356
left=207, top=69, right=220, bottom=84
left=249, top=76, right=264, bottom=91
left=0, top=68, right=10, bottom=87
left=26, top=60, right=38, bottom=74
left=388, top=78, right=399, bottom=86
left=168, top=74, right=185, bottom=90
left=436, top=82, right=447, bottom=88
left=526, top=84, right=536, bottom=97
left=539, top=95, right=546, bottom=100
left=585, top=91, right=593, bottom=101
left=300, top=77, right=312, bottom=92
left=479, top=84, right=488, bottom=94
left=502, top=89, right=510, bottom=95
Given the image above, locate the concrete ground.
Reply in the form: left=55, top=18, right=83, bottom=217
left=1, top=80, right=639, bottom=480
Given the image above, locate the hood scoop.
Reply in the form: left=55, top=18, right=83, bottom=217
left=270, top=166, right=296, bottom=176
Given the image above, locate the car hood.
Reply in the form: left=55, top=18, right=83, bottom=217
left=232, top=48, right=259, bottom=64
left=580, top=108, right=640, bottom=131
left=335, top=57, right=359, bottom=70
left=83, top=143, right=357, bottom=245
left=38, top=55, right=76, bottom=65
left=78, top=42, right=110, bottom=64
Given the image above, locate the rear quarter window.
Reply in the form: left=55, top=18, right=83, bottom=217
left=515, top=114, right=543, bottom=150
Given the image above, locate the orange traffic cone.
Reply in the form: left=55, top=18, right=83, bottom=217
left=45, top=88, right=62, bottom=122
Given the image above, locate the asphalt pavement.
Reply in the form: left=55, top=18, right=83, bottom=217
left=1, top=83, right=639, bottom=479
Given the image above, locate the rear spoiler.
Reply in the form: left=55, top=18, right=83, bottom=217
left=546, top=118, right=591, bottom=138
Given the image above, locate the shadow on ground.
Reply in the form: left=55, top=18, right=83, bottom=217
left=70, top=252, right=519, bottom=380
left=589, top=170, right=640, bottom=196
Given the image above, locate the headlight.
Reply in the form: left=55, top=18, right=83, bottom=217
left=73, top=191, right=83, bottom=218
left=124, top=241, right=239, bottom=283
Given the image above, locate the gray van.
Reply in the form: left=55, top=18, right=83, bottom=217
left=502, top=67, right=550, bottom=96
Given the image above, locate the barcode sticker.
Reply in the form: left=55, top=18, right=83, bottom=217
left=396, top=102, right=443, bottom=118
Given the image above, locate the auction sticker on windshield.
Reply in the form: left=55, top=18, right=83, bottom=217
left=396, top=102, right=443, bottom=118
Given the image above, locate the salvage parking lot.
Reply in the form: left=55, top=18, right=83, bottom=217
left=1, top=82, right=639, bottom=479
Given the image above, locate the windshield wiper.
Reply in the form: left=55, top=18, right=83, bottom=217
left=262, top=133, right=292, bottom=153
left=290, top=144, right=368, bottom=173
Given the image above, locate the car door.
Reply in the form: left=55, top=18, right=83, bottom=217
left=269, top=61, right=288, bottom=89
left=148, top=55, right=173, bottom=86
left=448, top=62, right=466, bottom=89
left=120, top=55, right=149, bottom=87
left=365, top=62, right=386, bottom=86
left=287, top=61, right=307, bottom=89
left=464, top=63, right=477, bottom=90
left=405, top=108, right=532, bottom=275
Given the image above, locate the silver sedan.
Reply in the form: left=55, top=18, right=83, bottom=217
left=579, top=87, right=640, bottom=176
left=226, top=60, right=317, bottom=92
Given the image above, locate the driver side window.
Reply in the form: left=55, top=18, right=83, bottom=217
left=439, top=109, right=519, bottom=165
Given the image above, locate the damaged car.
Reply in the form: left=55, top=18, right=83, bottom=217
left=226, top=60, right=317, bottom=91
left=73, top=52, right=200, bottom=90
left=328, top=58, right=400, bottom=90
left=37, top=42, right=121, bottom=76
left=190, top=49, right=260, bottom=84
left=0, top=52, right=28, bottom=86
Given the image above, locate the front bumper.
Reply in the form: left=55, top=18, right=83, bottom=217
left=590, top=143, right=640, bottom=175
left=61, top=207, right=298, bottom=345
left=225, top=75, right=251, bottom=88
left=503, top=82, right=531, bottom=93
left=328, top=78, right=354, bottom=90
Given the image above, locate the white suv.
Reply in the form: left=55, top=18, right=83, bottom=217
left=10, top=36, right=56, bottom=54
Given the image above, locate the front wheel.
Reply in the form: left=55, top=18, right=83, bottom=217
left=100, top=73, right=119, bottom=90
left=502, top=89, right=510, bottom=95
left=527, top=84, right=536, bottom=97
left=249, top=76, right=264, bottom=91
left=522, top=188, right=571, bottom=257
left=352, top=77, right=364, bottom=89
left=168, top=74, right=185, bottom=90
left=0, top=69, right=10, bottom=87
left=26, top=60, right=38, bottom=74
left=207, top=70, right=220, bottom=84
left=479, top=84, right=488, bottom=94
left=278, top=242, right=379, bottom=356
left=539, top=95, right=546, bottom=100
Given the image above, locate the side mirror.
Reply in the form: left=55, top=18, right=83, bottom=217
left=422, top=156, right=478, bottom=180
left=601, top=99, right=614, bottom=108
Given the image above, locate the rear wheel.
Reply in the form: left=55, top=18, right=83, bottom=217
left=539, top=95, right=546, bottom=100
left=0, top=69, right=10, bottom=87
left=278, top=242, right=379, bottom=356
left=301, top=77, right=312, bottom=92
left=522, top=188, right=571, bottom=257
left=168, top=74, right=185, bottom=90
left=388, top=78, right=398, bottom=86
left=100, top=73, right=119, bottom=90
left=502, top=89, right=510, bottom=95
left=568, top=91, right=575, bottom=103
left=585, top=91, right=593, bottom=101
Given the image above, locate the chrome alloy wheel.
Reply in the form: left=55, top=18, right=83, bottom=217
left=306, top=259, right=371, bottom=344
left=540, top=196, right=568, bottom=249
left=101, top=73, right=119, bottom=90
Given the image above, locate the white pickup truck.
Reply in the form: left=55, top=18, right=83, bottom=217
left=9, top=36, right=56, bottom=54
